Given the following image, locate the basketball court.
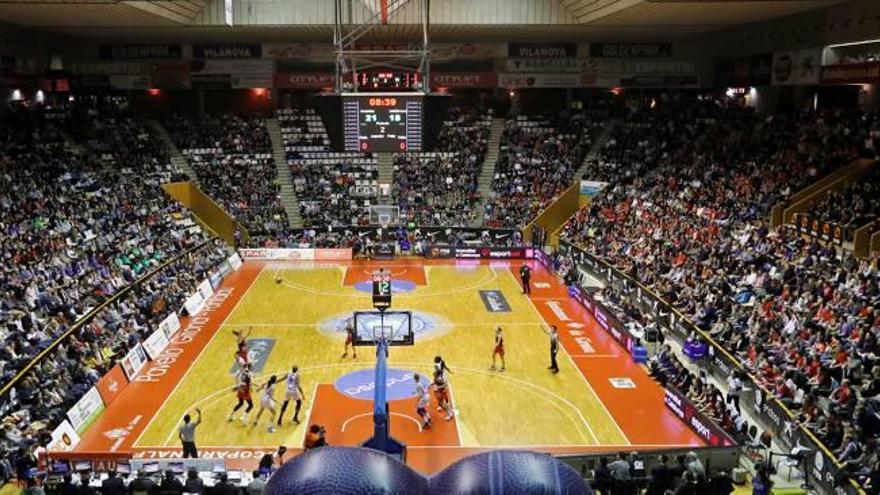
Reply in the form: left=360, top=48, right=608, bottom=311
left=72, top=257, right=704, bottom=474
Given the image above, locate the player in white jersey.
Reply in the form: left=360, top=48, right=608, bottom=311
left=413, top=373, right=431, bottom=429
left=252, top=375, right=278, bottom=433
left=278, top=366, right=305, bottom=426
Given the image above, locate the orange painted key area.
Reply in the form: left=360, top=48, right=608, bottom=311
left=66, top=257, right=703, bottom=475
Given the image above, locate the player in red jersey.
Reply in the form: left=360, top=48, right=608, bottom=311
left=341, top=320, right=357, bottom=358
left=490, top=326, right=505, bottom=371
left=228, top=364, right=254, bottom=425
left=433, top=369, right=454, bottom=421
left=233, top=327, right=252, bottom=367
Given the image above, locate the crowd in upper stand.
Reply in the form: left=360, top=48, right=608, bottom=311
left=562, top=95, right=880, bottom=486
left=392, top=107, right=490, bottom=226
left=164, top=114, right=289, bottom=238
left=484, top=111, right=601, bottom=228
left=807, top=167, right=880, bottom=229
left=0, top=104, right=231, bottom=482
left=279, top=108, right=377, bottom=228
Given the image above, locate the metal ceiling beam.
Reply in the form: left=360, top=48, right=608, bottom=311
left=121, top=0, right=198, bottom=25
left=566, top=0, right=648, bottom=23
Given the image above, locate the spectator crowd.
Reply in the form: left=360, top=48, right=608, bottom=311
left=0, top=104, right=231, bottom=484
left=563, top=95, right=880, bottom=489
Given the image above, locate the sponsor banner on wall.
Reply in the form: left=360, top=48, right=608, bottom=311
left=109, top=75, right=151, bottom=90
left=231, top=74, right=272, bottom=89
left=191, top=60, right=272, bottom=88
left=820, top=61, right=880, bottom=84
left=219, top=260, right=233, bottom=276
left=509, top=43, right=577, bottom=58
left=66, top=387, right=105, bottom=434
left=142, top=328, right=171, bottom=360
left=498, top=72, right=584, bottom=88
left=430, top=72, right=498, bottom=88
left=228, top=253, right=243, bottom=270
left=158, top=312, right=181, bottom=339
left=184, top=291, right=206, bottom=316
left=121, top=344, right=148, bottom=380
left=590, top=43, right=672, bottom=58
left=620, top=75, right=699, bottom=88
left=193, top=43, right=262, bottom=59
left=772, top=49, right=822, bottom=86
left=100, top=44, right=182, bottom=60
left=49, top=419, right=82, bottom=453
left=314, top=248, right=354, bottom=261
left=190, top=73, right=231, bottom=89
left=273, top=72, right=335, bottom=89
left=69, top=62, right=148, bottom=76
left=209, top=269, right=223, bottom=289
left=424, top=246, right=534, bottom=259
left=664, top=386, right=736, bottom=447
left=96, top=364, right=129, bottom=406
left=505, top=58, right=589, bottom=73
left=197, top=279, right=214, bottom=301
left=239, top=248, right=315, bottom=260
left=580, top=180, right=608, bottom=196
left=266, top=42, right=504, bottom=60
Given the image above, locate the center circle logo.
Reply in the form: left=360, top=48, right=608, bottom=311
left=334, top=368, right=419, bottom=401
left=318, top=310, right=449, bottom=341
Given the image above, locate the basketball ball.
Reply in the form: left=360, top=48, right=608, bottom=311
left=429, top=450, right=588, bottom=495
left=265, top=446, right=426, bottom=495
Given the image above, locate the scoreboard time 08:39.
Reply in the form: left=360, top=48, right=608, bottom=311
left=342, top=93, right=423, bottom=153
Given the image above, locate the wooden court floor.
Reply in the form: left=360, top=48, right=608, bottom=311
left=74, top=258, right=703, bottom=473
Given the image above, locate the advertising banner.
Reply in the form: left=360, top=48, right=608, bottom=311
left=590, top=43, right=672, bottom=58
left=121, top=344, right=148, bottom=380
left=498, top=72, right=584, bottom=88
left=197, top=279, right=214, bottom=301
left=96, top=364, right=129, bottom=406
left=508, top=43, right=577, bottom=58
left=66, top=387, right=105, bottom=434
left=100, top=44, right=182, bottom=59
left=424, top=246, right=534, bottom=259
left=821, top=61, right=880, bottom=84
left=193, top=43, right=262, bottom=59
left=158, top=312, right=181, bottom=339
left=505, top=58, right=588, bottom=73
left=431, top=72, right=498, bottom=88
left=772, top=49, right=822, bottom=86
left=239, top=248, right=315, bottom=260
left=219, top=260, right=232, bottom=276
left=273, top=72, right=334, bottom=89
left=183, top=291, right=206, bottom=316
left=314, top=248, right=354, bottom=261
left=479, top=290, right=512, bottom=313
left=208, top=269, right=223, bottom=289
left=142, top=328, right=171, bottom=360
left=108, top=75, right=151, bottom=90
left=567, top=285, right=635, bottom=354
left=49, top=420, right=81, bottom=453
left=227, top=252, right=243, bottom=270
left=664, top=386, right=736, bottom=447
left=69, top=62, right=147, bottom=76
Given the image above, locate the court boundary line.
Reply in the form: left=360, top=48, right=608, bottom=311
left=137, top=264, right=265, bottom=449
left=511, top=267, right=632, bottom=446
left=446, top=381, right=463, bottom=447
left=139, top=360, right=599, bottom=448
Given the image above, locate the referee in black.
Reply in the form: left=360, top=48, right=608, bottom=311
left=178, top=408, right=202, bottom=458
left=547, top=325, right=559, bottom=373
left=519, top=264, right=531, bottom=295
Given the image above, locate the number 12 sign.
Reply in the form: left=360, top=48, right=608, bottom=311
left=372, top=272, right=392, bottom=310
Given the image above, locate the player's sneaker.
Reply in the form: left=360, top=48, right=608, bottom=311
left=500, top=367, right=505, bottom=372
left=292, top=417, right=300, bottom=425
left=445, top=414, right=453, bottom=421
left=489, top=365, right=496, bottom=371
left=436, top=406, right=443, bottom=412
left=267, top=425, right=276, bottom=433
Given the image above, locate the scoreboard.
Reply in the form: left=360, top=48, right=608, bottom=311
left=372, top=271, right=392, bottom=310
left=343, top=93, right=423, bottom=152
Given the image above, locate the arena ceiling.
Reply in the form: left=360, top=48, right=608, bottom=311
left=0, top=0, right=851, bottom=42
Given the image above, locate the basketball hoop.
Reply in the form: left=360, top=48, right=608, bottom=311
left=369, top=205, right=400, bottom=229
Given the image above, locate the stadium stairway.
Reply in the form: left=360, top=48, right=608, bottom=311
left=574, top=119, right=617, bottom=181
left=266, top=117, right=303, bottom=228
left=473, top=117, right=506, bottom=226
left=149, top=120, right=200, bottom=186
left=377, top=153, right=394, bottom=203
